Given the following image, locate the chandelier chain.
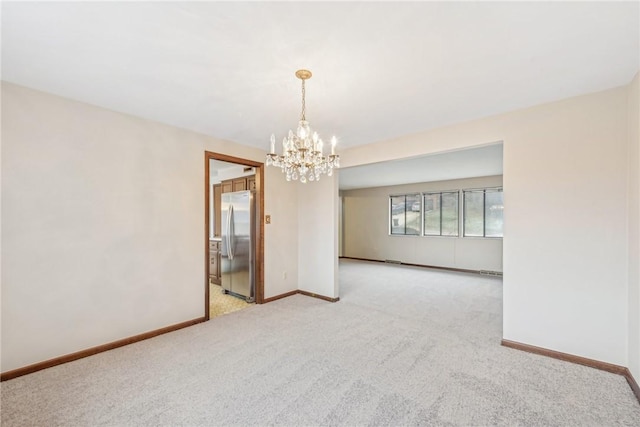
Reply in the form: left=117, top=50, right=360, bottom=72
left=300, top=79, right=306, bottom=121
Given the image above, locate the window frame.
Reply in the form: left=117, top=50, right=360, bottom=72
left=388, top=187, right=503, bottom=239
left=388, top=193, right=422, bottom=236
left=462, top=187, right=504, bottom=238
left=422, top=190, right=460, bottom=237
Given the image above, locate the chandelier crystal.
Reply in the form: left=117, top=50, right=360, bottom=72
left=266, top=69, right=340, bottom=183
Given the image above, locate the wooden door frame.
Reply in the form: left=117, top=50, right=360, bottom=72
left=204, top=151, right=265, bottom=320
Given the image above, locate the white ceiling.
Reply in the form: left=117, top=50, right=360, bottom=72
left=2, top=1, right=638, bottom=189
left=339, top=143, right=503, bottom=191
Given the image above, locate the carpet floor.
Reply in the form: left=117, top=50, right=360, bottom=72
left=1, top=259, right=639, bottom=426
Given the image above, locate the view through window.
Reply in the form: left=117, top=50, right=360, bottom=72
left=389, top=187, right=503, bottom=238
left=463, top=188, right=504, bottom=237
left=390, top=194, right=421, bottom=235
left=424, top=191, right=459, bottom=236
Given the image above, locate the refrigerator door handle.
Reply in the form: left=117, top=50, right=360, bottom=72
left=226, top=204, right=234, bottom=260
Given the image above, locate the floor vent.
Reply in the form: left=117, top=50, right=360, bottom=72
left=480, top=270, right=503, bottom=276
left=384, top=259, right=402, bottom=264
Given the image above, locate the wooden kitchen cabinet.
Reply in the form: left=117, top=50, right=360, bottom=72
left=221, top=180, right=233, bottom=194
left=247, top=176, right=256, bottom=191
left=221, top=175, right=255, bottom=193
left=232, top=177, right=247, bottom=191
left=209, top=239, right=221, bottom=285
left=213, top=184, right=222, bottom=237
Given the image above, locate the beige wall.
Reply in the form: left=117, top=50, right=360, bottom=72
left=2, top=74, right=638, bottom=374
left=342, top=175, right=503, bottom=272
left=341, top=84, right=631, bottom=366
left=628, top=72, right=640, bottom=379
left=264, top=166, right=299, bottom=299
left=0, top=82, right=300, bottom=372
left=298, top=174, right=340, bottom=299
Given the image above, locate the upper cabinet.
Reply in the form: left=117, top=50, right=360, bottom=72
left=232, top=177, right=247, bottom=192
left=221, top=180, right=233, bottom=193
left=221, top=175, right=255, bottom=193
left=247, top=175, right=256, bottom=191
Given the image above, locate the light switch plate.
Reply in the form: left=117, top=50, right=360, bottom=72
left=265, top=215, right=271, bottom=224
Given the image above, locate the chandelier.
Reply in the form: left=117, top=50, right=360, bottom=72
left=266, top=69, right=340, bottom=183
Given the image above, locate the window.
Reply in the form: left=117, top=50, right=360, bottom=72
left=390, top=188, right=502, bottom=238
left=389, top=194, right=421, bottom=235
left=423, top=191, right=459, bottom=236
left=463, top=188, right=503, bottom=237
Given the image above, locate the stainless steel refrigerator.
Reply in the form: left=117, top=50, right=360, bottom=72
left=221, top=190, right=255, bottom=302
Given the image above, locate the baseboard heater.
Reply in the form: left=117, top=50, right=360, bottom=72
left=480, top=270, right=503, bottom=276
left=349, top=257, right=501, bottom=276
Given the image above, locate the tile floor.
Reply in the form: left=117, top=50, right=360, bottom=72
left=209, top=282, right=252, bottom=318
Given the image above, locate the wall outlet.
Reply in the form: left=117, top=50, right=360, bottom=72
left=265, top=215, right=271, bottom=224
left=283, top=271, right=287, bottom=280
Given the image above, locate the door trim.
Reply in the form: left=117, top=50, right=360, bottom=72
left=205, top=152, right=265, bottom=320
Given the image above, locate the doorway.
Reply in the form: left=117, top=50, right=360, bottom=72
left=204, top=151, right=264, bottom=320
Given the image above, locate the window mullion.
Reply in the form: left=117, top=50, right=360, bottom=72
left=421, top=193, right=425, bottom=236
left=403, top=195, right=406, bottom=234
left=439, top=193, right=443, bottom=236
left=405, top=195, right=409, bottom=235
left=482, top=190, right=487, bottom=237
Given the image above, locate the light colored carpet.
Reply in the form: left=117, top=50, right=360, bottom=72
left=210, top=283, right=251, bottom=318
left=1, top=259, right=639, bottom=426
